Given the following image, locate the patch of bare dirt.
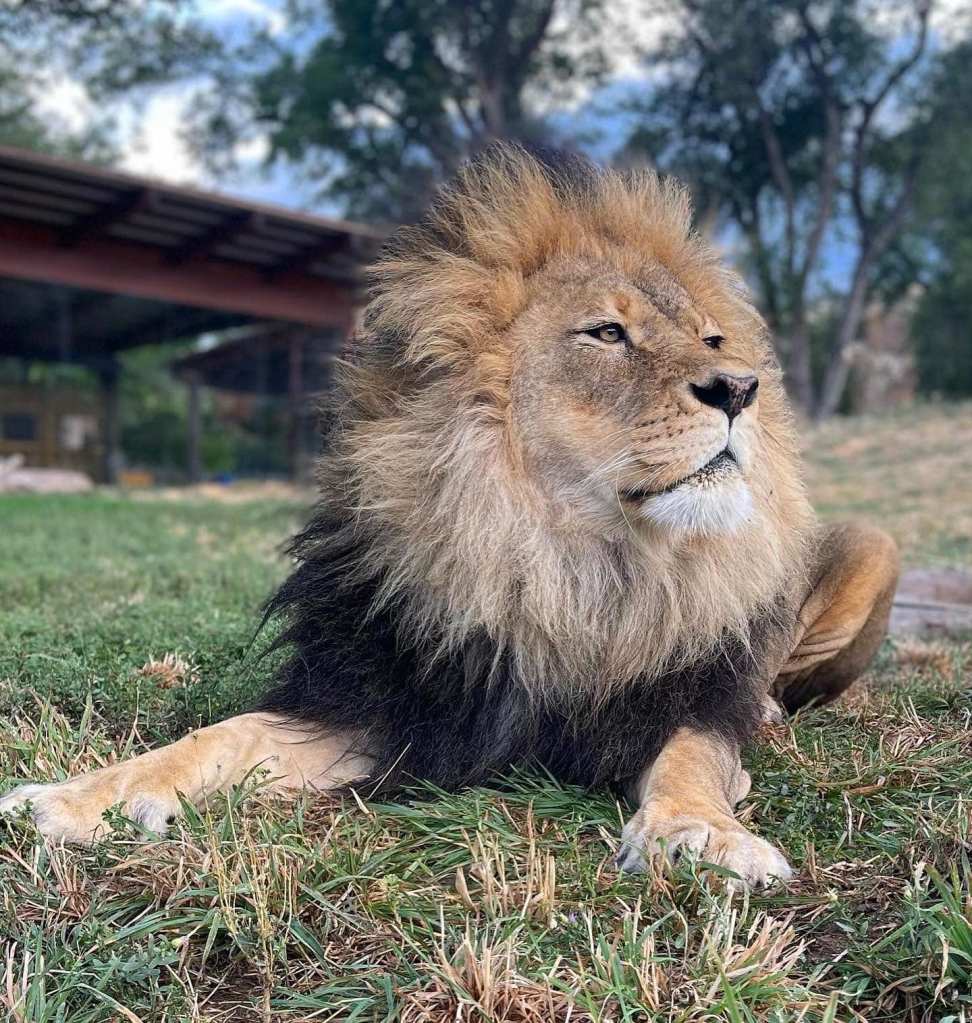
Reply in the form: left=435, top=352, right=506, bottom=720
left=892, top=567, right=972, bottom=636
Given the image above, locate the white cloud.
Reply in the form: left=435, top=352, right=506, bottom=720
left=113, top=2, right=285, bottom=190
left=232, top=133, right=271, bottom=164
left=202, top=0, right=287, bottom=36
left=932, top=0, right=971, bottom=43
left=32, top=74, right=96, bottom=135
left=117, top=91, right=202, bottom=184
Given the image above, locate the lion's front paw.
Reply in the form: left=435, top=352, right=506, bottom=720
left=615, top=802, right=793, bottom=889
left=0, top=767, right=180, bottom=844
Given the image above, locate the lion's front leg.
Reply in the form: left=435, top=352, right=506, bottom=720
left=0, top=713, right=371, bottom=843
left=615, top=727, right=792, bottom=888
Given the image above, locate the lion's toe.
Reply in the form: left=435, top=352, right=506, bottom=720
left=616, top=812, right=710, bottom=874
left=707, top=827, right=794, bottom=889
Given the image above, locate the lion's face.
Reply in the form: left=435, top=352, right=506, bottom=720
left=509, top=257, right=775, bottom=537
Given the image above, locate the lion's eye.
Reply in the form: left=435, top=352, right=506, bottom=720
left=703, top=334, right=724, bottom=349
left=586, top=323, right=627, bottom=344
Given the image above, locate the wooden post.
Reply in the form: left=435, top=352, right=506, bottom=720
left=186, top=371, right=202, bottom=484
left=98, top=358, right=121, bottom=485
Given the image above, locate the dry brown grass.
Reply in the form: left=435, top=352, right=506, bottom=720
left=135, top=652, right=201, bottom=690
left=803, top=401, right=972, bottom=567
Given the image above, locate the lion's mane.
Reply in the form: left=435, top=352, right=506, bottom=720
left=260, top=146, right=814, bottom=792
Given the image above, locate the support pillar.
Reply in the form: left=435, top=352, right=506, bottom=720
left=287, top=334, right=304, bottom=481
left=98, top=358, right=121, bottom=485
left=186, top=371, right=202, bottom=484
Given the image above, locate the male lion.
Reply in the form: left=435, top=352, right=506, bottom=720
left=1, top=147, right=899, bottom=886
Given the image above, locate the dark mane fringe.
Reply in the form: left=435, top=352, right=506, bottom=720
left=258, top=513, right=775, bottom=795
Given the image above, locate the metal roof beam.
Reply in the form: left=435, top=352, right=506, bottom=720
left=58, top=187, right=154, bottom=247
left=0, top=217, right=355, bottom=328
left=166, top=209, right=256, bottom=265
left=266, top=234, right=347, bottom=280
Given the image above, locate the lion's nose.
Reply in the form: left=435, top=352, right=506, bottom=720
left=690, top=372, right=759, bottom=421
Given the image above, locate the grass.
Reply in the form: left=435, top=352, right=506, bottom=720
left=803, top=400, right=972, bottom=568
left=2, top=403, right=971, bottom=1022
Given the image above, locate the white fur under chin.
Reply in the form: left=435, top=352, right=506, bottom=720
left=639, top=477, right=754, bottom=535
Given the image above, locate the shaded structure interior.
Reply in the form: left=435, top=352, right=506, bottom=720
left=0, top=146, right=379, bottom=481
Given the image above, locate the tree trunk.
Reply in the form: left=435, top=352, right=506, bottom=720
left=816, top=262, right=872, bottom=420
left=781, top=320, right=815, bottom=415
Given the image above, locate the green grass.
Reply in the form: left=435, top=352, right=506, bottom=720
left=2, top=407, right=972, bottom=1021
left=0, top=493, right=296, bottom=737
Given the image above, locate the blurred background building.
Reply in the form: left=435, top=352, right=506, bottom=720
left=0, top=147, right=379, bottom=484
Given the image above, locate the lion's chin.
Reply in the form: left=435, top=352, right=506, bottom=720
left=636, top=477, right=754, bottom=535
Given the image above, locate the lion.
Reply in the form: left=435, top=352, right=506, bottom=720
left=1, top=146, right=899, bottom=886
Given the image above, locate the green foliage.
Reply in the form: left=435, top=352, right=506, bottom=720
left=0, top=0, right=224, bottom=161
left=119, top=346, right=293, bottom=479
left=2, top=0, right=616, bottom=217
left=1, top=346, right=291, bottom=480
left=187, top=0, right=612, bottom=220
left=119, top=343, right=292, bottom=478
left=912, top=286, right=972, bottom=397
left=118, top=344, right=242, bottom=479
left=0, top=1, right=154, bottom=158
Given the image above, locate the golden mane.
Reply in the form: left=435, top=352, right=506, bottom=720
left=315, top=144, right=815, bottom=696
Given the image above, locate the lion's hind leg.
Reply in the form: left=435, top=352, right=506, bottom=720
left=777, top=522, right=899, bottom=713
left=0, top=714, right=372, bottom=844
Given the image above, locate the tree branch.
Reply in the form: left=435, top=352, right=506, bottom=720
left=816, top=157, right=921, bottom=418
left=851, top=0, right=931, bottom=237
left=796, top=96, right=841, bottom=292
left=755, top=102, right=797, bottom=286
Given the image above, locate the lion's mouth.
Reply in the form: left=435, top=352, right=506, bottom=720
left=621, top=448, right=737, bottom=502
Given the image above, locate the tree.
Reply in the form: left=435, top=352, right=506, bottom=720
left=182, top=0, right=613, bottom=220
left=4, top=1, right=618, bottom=221
left=627, top=0, right=944, bottom=417
left=897, top=36, right=972, bottom=398
left=0, top=0, right=215, bottom=160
